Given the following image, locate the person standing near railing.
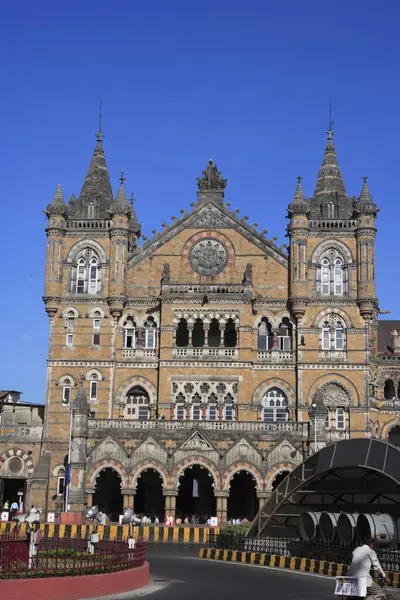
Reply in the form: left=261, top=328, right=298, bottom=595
left=347, top=538, right=390, bottom=599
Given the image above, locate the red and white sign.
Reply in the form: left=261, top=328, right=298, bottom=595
left=17, top=491, right=24, bottom=496
left=210, top=517, right=218, bottom=527
left=165, top=514, right=174, bottom=526
left=1, top=512, right=9, bottom=522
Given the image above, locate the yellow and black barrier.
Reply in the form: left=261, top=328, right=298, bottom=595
left=198, top=548, right=400, bottom=588
left=0, top=521, right=217, bottom=544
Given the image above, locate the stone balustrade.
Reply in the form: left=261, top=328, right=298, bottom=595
left=88, top=418, right=308, bottom=435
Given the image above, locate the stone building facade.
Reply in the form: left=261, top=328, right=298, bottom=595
left=1, top=123, right=400, bottom=524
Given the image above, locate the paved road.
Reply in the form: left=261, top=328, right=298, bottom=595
left=128, top=544, right=334, bottom=599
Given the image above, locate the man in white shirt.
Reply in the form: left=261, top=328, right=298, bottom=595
left=347, top=538, right=389, bottom=599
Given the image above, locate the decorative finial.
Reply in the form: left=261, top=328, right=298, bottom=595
left=297, top=176, right=303, bottom=184
left=119, top=169, right=126, bottom=185
left=96, top=101, right=103, bottom=143
left=327, top=100, right=334, bottom=141
left=362, top=175, right=369, bottom=184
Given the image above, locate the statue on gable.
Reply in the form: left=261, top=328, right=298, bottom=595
left=196, top=159, right=227, bottom=192
left=161, top=263, right=171, bottom=284
left=243, top=263, right=253, bottom=285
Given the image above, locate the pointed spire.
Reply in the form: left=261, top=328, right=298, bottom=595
left=293, top=176, right=305, bottom=202
left=46, top=183, right=68, bottom=216
left=357, top=176, right=378, bottom=215
left=71, top=108, right=113, bottom=218
left=130, top=191, right=138, bottom=222
left=288, top=176, right=310, bottom=215
left=110, top=170, right=130, bottom=215
left=314, top=124, right=347, bottom=198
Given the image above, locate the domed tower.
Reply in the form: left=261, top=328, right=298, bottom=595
left=287, top=176, right=311, bottom=320
left=43, top=184, right=68, bottom=318
left=356, top=177, right=379, bottom=320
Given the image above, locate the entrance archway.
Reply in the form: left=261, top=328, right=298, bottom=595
left=92, top=468, right=123, bottom=521
left=271, top=470, right=290, bottom=490
left=227, top=471, right=257, bottom=520
left=388, top=426, right=400, bottom=447
left=176, top=465, right=216, bottom=522
left=135, top=469, right=165, bottom=519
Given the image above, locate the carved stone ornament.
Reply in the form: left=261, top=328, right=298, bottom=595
left=196, top=159, right=227, bottom=192
left=189, top=238, right=228, bottom=276
left=243, top=263, right=253, bottom=285
left=161, top=263, right=171, bottom=284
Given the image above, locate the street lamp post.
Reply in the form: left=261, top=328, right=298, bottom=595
left=64, top=404, right=73, bottom=512
left=311, top=402, right=317, bottom=452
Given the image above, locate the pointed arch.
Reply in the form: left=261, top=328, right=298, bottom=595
left=311, top=239, right=353, bottom=264
left=252, top=378, right=295, bottom=407
left=114, top=375, right=157, bottom=405
left=131, top=461, right=169, bottom=491
left=223, top=462, right=263, bottom=492
left=307, top=374, right=358, bottom=406
left=173, top=456, right=221, bottom=489
left=67, top=239, right=107, bottom=264
left=87, top=460, right=128, bottom=489
left=265, top=464, right=295, bottom=492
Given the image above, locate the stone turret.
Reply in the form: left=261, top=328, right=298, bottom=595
left=43, top=184, right=68, bottom=318
left=355, top=177, right=378, bottom=320
left=287, top=177, right=310, bottom=319
left=108, top=171, right=130, bottom=318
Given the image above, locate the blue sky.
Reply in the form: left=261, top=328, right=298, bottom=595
left=0, top=1, right=399, bottom=403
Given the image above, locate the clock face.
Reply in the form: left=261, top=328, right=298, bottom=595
left=189, top=237, right=228, bottom=276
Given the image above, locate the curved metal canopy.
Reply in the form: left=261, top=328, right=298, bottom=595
left=250, top=438, right=400, bottom=537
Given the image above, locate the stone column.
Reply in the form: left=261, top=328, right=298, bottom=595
left=203, top=324, right=209, bottom=347
left=214, top=491, right=228, bottom=525
left=149, top=404, right=156, bottom=420
left=272, top=330, right=278, bottom=349
left=122, top=491, right=130, bottom=510
left=201, top=403, right=207, bottom=420
left=188, top=325, right=193, bottom=347
left=170, top=403, right=175, bottom=420
left=163, top=491, right=178, bottom=520
left=257, top=492, right=270, bottom=512
left=185, top=403, right=191, bottom=420
left=217, top=402, right=224, bottom=421
left=219, top=325, right=224, bottom=347
left=86, top=491, right=94, bottom=508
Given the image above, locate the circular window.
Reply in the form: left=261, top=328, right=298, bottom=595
left=189, top=238, right=228, bottom=276
left=8, top=458, right=23, bottom=475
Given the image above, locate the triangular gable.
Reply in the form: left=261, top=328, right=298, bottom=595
left=128, top=201, right=287, bottom=268
left=89, top=435, right=127, bottom=463
left=179, top=430, right=214, bottom=451
left=268, top=438, right=302, bottom=468
left=131, top=436, right=169, bottom=465
left=225, top=436, right=263, bottom=467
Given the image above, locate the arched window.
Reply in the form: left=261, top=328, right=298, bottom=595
left=262, top=389, right=288, bottom=422
left=175, top=402, right=185, bottom=420
left=334, top=258, right=343, bottom=296
left=207, top=402, right=218, bottom=420
left=124, top=317, right=137, bottom=349
left=92, top=311, right=101, bottom=346
left=65, top=311, right=75, bottom=346
left=144, top=317, right=157, bottom=349
left=124, top=386, right=150, bottom=420
left=224, top=318, right=237, bottom=348
left=224, top=394, right=235, bottom=421
left=322, top=321, right=331, bottom=350
left=334, top=321, right=344, bottom=350
left=191, top=399, right=201, bottom=420
left=258, top=318, right=273, bottom=350
left=317, top=252, right=348, bottom=297
left=192, top=318, right=205, bottom=347
left=384, top=379, right=396, bottom=400
left=176, top=318, right=189, bottom=347
left=321, top=258, right=330, bottom=295
left=62, top=379, right=71, bottom=405
left=321, top=317, right=346, bottom=351
left=71, top=249, right=101, bottom=295
left=57, top=468, right=66, bottom=496
left=208, top=318, right=220, bottom=347
left=90, top=374, right=98, bottom=401
left=278, top=318, right=293, bottom=351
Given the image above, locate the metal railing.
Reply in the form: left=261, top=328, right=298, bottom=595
left=207, top=532, right=400, bottom=570
left=0, top=537, right=146, bottom=579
